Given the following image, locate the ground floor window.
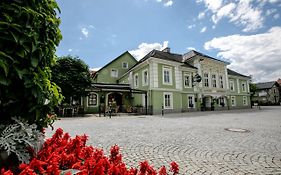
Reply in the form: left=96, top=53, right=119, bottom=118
left=231, top=96, right=236, bottom=106
left=219, top=97, right=225, bottom=107
left=163, top=92, right=173, bottom=109
left=188, top=95, right=194, bottom=108
left=243, top=96, right=248, bottom=106
left=88, top=93, right=98, bottom=106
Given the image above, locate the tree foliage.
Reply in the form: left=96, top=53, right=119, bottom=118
left=52, top=56, right=92, bottom=104
left=0, top=0, right=63, bottom=128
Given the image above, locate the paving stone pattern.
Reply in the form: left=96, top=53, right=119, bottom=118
left=46, top=106, right=281, bottom=175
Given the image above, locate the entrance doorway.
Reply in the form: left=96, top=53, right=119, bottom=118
left=107, top=92, right=123, bottom=112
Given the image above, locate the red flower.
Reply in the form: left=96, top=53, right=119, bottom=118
left=170, top=162, right=179, bottom=175
left=2, top=128, right=179, bottom=175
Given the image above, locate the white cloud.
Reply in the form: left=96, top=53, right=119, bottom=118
left=197, top=0, right=265, bottom=32
left=198, top=12, right=205, bottom=19
left=188, top=24, right=196, bottom=29
left=81, top=27, right=89, bottom=38
left=204, top=27, right=281, bottom=82
left=200, top=26, right=207, bottom=33
left=164, top=0, right=173, bottom=7
left=202, top=0, right=223, bottom=12
left=230, top=1, right=264, bottom=32
left=129, top=41, right=169, bottom=60
left=266, top=9, right=277, bottom=16
left=212, top=3, right=236, bottom=23
left=187, top=47, right=196, bottom=51
left=68, top=49, right=73, bottom=52
left=156, top=0, right=173, bottom=7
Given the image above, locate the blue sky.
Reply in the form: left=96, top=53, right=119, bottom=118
left=56, top=0, right=281, bottom=82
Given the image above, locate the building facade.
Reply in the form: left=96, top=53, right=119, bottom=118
left=252, top=81, right=280, bottom=105
left=83, top=48, right=251, bottom=114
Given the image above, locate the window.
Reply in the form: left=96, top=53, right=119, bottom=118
left=134, top=74, right=139, bottom=87
left=122, top=62, right=128, bottom=69
left=184, top=74, right=191, bottom=88
left=188, top=96, right=194, bottom=108
left=163, top=67, right=172, bottom=85
left=219, top=97, right=225, bottom=107
left=241, top=82, right=246, bottom=92
left=219, top=76, right=224, bottom=88
left=111, top=69, right=118, bottom=77
left=163, top=93, right=173, bottom=109
left=212, top=74, right=217, bottom=88
left=142, top=69, right=148, bottom=86
left=273, top=89, right=276, bottom=93
left=203, top=73, right=209, bottom=87
left=243, top=96, right=248, bottom=106
left=230, top=80, right=235, bottom=91
left=231, top=96, right=236, bottom=106
left=88, top=93, right=97, bottom=106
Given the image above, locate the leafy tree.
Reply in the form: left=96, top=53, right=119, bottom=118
left=51, top=56, right=92, bottom=104
left=0, top=0, right=63, bottom=128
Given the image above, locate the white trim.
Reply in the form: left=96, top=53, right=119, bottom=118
left=230, top=80, right=235, bottom=92
left=237, top=79, right=240, bottom=93
left=241, top=82, right=246, bottom=92
left=203, top=72, right=209, bottom=87
left=243, top=96, right=248, bottom=106
left=111, top=68, right=118, bottom=78
left=87, top=93, right=98, bottom=107
left=134, top=73, right=139, bottom=88
left=142, top=69, right=148, bottom=86
left=162, top=66, right=173, bottom=85
left=183, top=73, right=192, bottom=88
left=187, top=95, right=195, bottom=108
left=163, top=92, right=173, bottom=109
left=122, top=62, right=128, bottom=69
left=231, top=96, right=236, bottom=106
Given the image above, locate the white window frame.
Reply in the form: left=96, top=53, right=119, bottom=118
left=212, top=74, right=217, bottom=88
left=241, top=82, right=246, bottom=92
left=231, top=96, right=236, bottom=106
left=203, top=73, right=209, bottom=87
left=142, top=69, right=148, bottom=86
left=122, top=62, right=128, bottom=69
left=87, top=93, right=98, bottom=107
left=243, top=96, right=248, bottom=106
left=184, top=73, right=192, bottom=88
left=219, top=97, right=225, bottom=107
left=111, top=68, right=118, bottom=78
left=134, top=73, right=139, bottom=88
left=187, top=95, right=195, bottom=108
left=163, top=92, right=173, bottom=109
left=163, top=66, right=172, bottom=85
left=219, top=75, right=224, bottom=89
left=230, top=80, right=235, bottom=91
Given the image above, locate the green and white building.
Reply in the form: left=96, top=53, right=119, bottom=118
left=83, top=48, right=251, bottom=114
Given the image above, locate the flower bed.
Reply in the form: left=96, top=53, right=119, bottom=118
left=1, top=128, right=179, bottom=175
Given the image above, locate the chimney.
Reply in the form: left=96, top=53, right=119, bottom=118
left=162, top=47, right=170, bottom=53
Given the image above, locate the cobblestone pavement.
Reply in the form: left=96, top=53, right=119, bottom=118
left=46, top=106, right=281, bottom=175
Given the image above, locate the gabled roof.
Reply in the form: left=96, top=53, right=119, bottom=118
left=129, top=49, right=197, bottom=71
left=184, top=50, right=230, bottom=65
left=227, top=69, right=250, bottom=78
left=255, top=81, right=279, bottom=90
left=95, top=51, right=137, bottom=74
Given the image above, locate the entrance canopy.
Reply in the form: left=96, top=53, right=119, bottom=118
left=89, top=83, right=147, bottom=94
